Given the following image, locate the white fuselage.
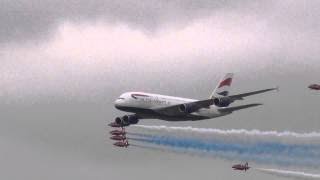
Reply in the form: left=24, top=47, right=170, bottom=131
left=114, top=92, right=228, bottom=121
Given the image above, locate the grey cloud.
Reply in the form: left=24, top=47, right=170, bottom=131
left=1, top=0, right=319, bottom=44
left=0, top=0, right=271, bottom=43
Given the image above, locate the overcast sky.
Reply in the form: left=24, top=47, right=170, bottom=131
left=0, top=0, right=319, bottom=180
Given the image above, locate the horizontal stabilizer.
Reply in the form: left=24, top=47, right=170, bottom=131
left=218, top=103, right=263, bottom=113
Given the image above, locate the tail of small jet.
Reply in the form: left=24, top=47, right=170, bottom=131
left=210, top=73, right=234, bottom=99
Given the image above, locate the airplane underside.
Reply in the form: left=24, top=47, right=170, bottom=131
left=115, top=105, right=215, bottom=121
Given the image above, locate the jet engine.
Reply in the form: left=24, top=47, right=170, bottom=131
left=213, top=97, right=233, bottom=107
left=119, top=115, right=139, bottom=125
left=178, top=103, right=198, bottom=113
left=115, top=117, right=122, bottom=124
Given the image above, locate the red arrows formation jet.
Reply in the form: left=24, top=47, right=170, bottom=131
left=232, top=162, right=250, bottom=171
left=110, top=129, right=126, bottom=136
left=109, top=127, right=129, bottom=148
left=308, top=84, right=320, bottom=90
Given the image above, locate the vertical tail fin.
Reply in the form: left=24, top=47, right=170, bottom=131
left=210, top=73, right=234, bottom=98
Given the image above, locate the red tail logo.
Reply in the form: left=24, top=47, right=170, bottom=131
left=218, top=78, right=232, bottom=88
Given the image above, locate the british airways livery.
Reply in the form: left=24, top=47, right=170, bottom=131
left=108, top=73, right=276, bottom=127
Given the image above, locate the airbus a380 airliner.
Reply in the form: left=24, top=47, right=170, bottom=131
left=108, top=73, right=276, bottom=127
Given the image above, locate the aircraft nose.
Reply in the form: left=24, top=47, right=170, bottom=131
left=114, top=98, right=125, bottom=108
left=114, top=100, right=121, bottom=107
left=114, top=99, right=120, bottom=104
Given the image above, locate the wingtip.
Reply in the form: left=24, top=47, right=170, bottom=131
left=247, top=103, right=263, bottom=108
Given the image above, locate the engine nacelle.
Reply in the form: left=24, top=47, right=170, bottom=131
left=115, top=117, right=122, bottom=124
left=120, top=115, right=139, bottom=125
left=178, top=103, right=197, bottom=113
left=127, top=115, right=139, bottom=124
left=121, top=115, right=129, bottom=125
left=213, top=97, right=233, bottom=107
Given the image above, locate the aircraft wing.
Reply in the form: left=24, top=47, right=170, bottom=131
left=153, top=99, right=214, bottom=116
left=229, top=88, right=277, bottom=100
left=218, top=103, right=262, bottom=113
left=152, top=87, right=275, bottom=116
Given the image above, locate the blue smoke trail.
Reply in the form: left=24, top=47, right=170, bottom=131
left=129, top=133, right=320, bottom=167
left=132, top=125, right=320, bottom=146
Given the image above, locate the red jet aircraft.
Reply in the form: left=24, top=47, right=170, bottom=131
left=108, top=122, right=125, bottom=128
left=232, top=162, right=250, bottom=171
left=113, top=140, right=129, bottom=148
left=109, top=123, right=129, bottom=147
left=110, top=135, right=127, bottom=141
left=308, top=84, right=320, bottom=90
left=110, top=129, right=126, bottom=136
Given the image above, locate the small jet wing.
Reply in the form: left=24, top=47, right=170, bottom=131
left=218, top=103, right=262, bottom=113
left=153, top=99, right=214, bottom=116
left=229, top=88, right=277, bottom=100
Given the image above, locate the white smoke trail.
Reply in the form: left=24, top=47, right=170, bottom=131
left=132, top=125, right=320, bottom=145
left=131, top=125, right=320, bottom=167
left=256, top=168, right=320, bottom=180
